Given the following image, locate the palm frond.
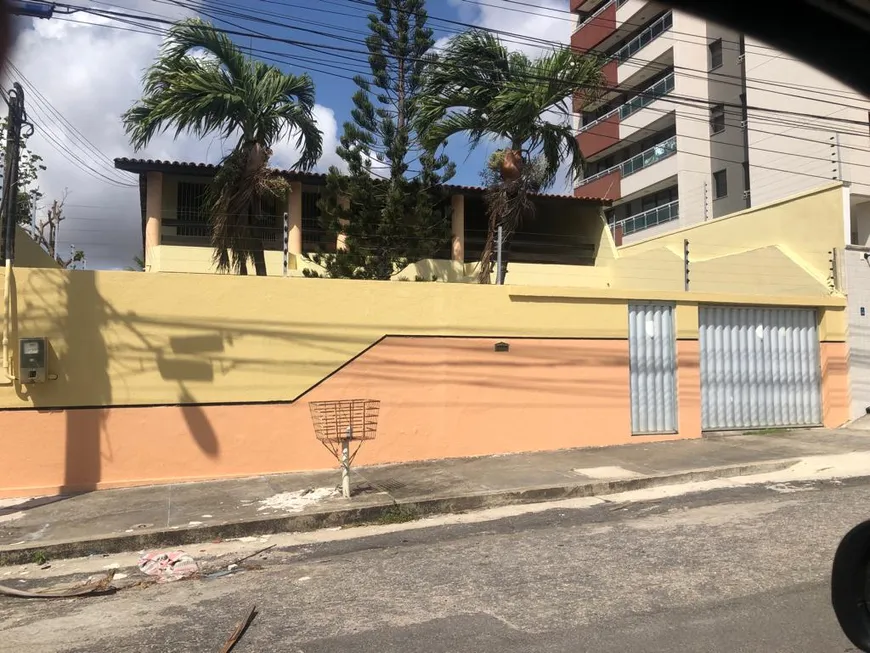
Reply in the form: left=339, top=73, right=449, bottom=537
left=160, top=18, right=249, bottom=81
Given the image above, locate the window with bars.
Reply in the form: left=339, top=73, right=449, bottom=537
left=256, top=195, right=283, bottom=249
left=176, top=182, right=209, bottom=238
left=175, top=182, right=282, bottom=248
left=709, top=38, right=723, bottom=70
left=713, top=169, right=728, bottom=199
left=710, top=103, right=726, bottom=134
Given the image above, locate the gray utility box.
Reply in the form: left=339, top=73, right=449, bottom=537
left=18, top=337, right=47, bottom=383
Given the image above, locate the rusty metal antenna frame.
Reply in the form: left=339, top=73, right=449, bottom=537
left=309, top=399, right=380, bottom=498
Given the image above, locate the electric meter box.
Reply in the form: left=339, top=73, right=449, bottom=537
left=18, top=337, right=47, bottom=383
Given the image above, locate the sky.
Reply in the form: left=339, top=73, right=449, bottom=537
left=5, top=0, right=571, bottom=269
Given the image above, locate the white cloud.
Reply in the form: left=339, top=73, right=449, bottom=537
left=6, top=3, right=341, bottom=269
left=271, top=105, right=343, bottom=173
left=445, top=0, right=570, bottom=57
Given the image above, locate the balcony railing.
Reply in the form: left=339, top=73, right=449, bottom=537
left=573, top=0, right=614, bottom=33
left=577, top=106, right=619, bottom=135
left=615, top=11, right=672, bottom=63
left=578, top=72, right=674, bottom=134
left=619, top=72, right=674, bottom=120
left=621, top=135, right=676, bottom=176
left=612, top=199, right=679, bottom=237
left=578, top=135, right=677, bottom=186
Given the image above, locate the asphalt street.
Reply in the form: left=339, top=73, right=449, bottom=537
left=2, top=477, right=869, bottom=652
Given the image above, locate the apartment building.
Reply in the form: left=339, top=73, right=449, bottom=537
left=570, top=0, right=870, bottom=245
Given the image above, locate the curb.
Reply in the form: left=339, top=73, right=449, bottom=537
left=0, top=458, right=796, bottom=566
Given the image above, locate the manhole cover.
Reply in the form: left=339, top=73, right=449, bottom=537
left=372, top=478, right=407, bottom=493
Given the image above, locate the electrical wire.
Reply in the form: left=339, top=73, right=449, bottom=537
left=44, top=8, right=868, bottom=185
left=52, top=0, right=870, bottom=130
left=7, top=62, right=137, bottom=186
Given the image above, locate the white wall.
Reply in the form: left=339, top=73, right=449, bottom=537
left=671, top=12, right=712, bottom=227
left=706, top=25, right=747, bottom=218
left=744, top=37, right=870, bottom=206
left=844, top=246, right=870, bottom=419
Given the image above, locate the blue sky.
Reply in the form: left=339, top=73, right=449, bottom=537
left=8, top=0, right=570, bottom=268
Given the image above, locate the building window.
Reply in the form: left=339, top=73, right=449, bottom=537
left=301, top=189, right=335, bottom=253
left=710, top=103, right=726, bottom=134
left=176, top=182, right=209, bottom=238
left=713, top=169, right=728, bottom=199
left=709, top=38, right=723, bottom=70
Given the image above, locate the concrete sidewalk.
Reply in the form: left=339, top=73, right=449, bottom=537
left=3, top=428, right=870, bottom=565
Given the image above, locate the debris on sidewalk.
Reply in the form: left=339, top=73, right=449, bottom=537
left=258, top=487, right=337, bottom=513
left=0, top=570, right=115, bottom=599
left=220, top=604, right=257, bottom=653
left=138, top=551, right=198, bottom=583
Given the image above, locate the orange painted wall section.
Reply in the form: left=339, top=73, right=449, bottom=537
left=676, top=340, right=702, bottom=440
left=821, top=341, right=851, bottom=428
left=0, top=337, right=702, bottom=498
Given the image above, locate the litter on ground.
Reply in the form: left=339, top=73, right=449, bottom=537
left=138, top=551, right=198, bottom=582
left=257, top=487, right=338, bottom=513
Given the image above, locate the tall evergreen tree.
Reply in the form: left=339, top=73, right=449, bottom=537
left=315, top=0, right=454, bottom=280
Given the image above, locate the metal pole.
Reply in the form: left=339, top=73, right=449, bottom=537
left=340, top=438, right=351, bottom=498
left=495, top=223, right=503, bottom=285
left=282, top=211, right=289, bottom=278
left=2, top=89, right=22, bottom=264
left=836, top=132, right=843, bottom=181
left=683, top=239, right=690, bottom=291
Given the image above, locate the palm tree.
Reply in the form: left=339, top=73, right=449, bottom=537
left=417, top=30, right=605, bottom=283
left=122, top=19, right=323, bottom=276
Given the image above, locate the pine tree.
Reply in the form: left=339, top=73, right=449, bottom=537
left=315, top=0, right=454, bottom=280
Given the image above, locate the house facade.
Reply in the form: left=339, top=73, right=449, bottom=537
left=113, top=158, right=609, bottom=282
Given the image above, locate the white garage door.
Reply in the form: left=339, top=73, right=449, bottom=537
left=699, top=306, right=822, bottom=430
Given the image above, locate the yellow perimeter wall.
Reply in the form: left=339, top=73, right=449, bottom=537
left=0, top=184, right=852, bottom=496
left=0, top=264, right=850, bottom=497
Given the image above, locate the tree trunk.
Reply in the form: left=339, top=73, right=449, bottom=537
left=252, top=248, right=267, bottom=276
left=477, top=206, right=498, bottom=284
left=499, top=149, right=523, bottom=181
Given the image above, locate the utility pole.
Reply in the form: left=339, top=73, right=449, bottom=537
left=0, top=83, right=32, bottom=264
left=1, top=82, right=31, bottom=385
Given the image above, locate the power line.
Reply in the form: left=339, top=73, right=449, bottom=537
left=68, top=0, right=869, bottom=130
left=340, top=0, right=869, bottom=106
left=7, top=62, right=137, bottom=185
left=15, top=96, right=137, bottom=187
left=48, top=6, right=870, bottom=174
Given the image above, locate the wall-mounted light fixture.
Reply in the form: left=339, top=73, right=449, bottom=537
left=494, top=341, right=510, bottom=353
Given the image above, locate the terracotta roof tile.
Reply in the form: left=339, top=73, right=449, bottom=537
left=113, top=158, right=610, bottom=203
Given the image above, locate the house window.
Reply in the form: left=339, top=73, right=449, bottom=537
left=710, top=103, right=726, bottom=134
left=257, top=194, right=283, bottom=249
left=301, top=190, right=335, bottom=253
left=709, top=38, right=723, bottom=70
left=713, top=169, right=728, bottom=199
left=176, top=182, right=209, bottom=238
